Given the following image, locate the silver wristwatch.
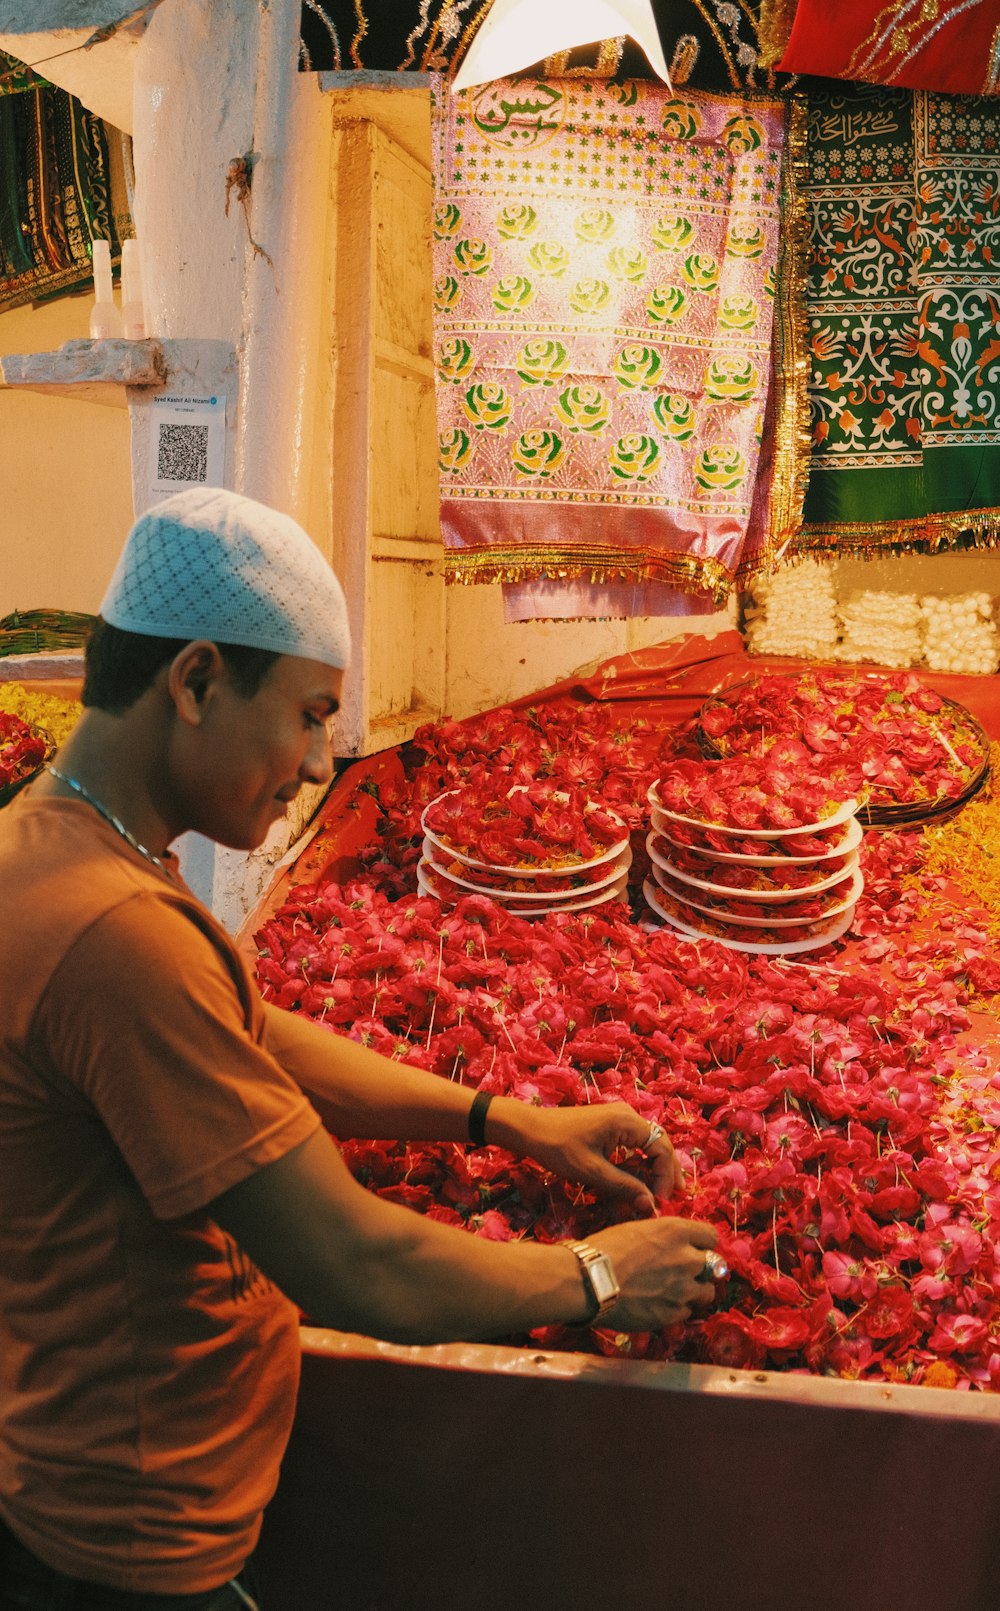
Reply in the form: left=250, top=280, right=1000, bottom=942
left=566, top=1240, right=621, bottom=1323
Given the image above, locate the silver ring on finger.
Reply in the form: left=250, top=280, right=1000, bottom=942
left=700, top=1250, right=729, bottom=1284
left=643, top=1121, right=665, bottom=1152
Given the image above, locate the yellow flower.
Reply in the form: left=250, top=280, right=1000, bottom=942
left=0, top=683, right=80, bottom=745
left=512, top=429, right=566, bottom=477
left=497, top=203, right=538, bottom=239
left=661, top=100, right=701, bottom=141
left=646, top=284, right=686, bottom=324
left=726, top=223, right=766, bottom=259
left=516, top=338, right=569, bottom=386
left=437, top=337, right=476, bottom=384
left=653, top=393, right=696, bottom=441
left=721, top=113, right=765, bottom=155
left=681, top=253, right=719, bottom=293
left=704, top=355, right=759, bottom=406
left=554, top=384, right=609, bottom=434
left=439, top=428, right=474, bottom=474
left=527, top=241, right=570, bottom=277
left=575, top=207, right=615, bottom=242
left=433, top=275, right=461, bottom=311
left=609, top=433, right=661, bottom=482
left=612, top=343, right=663, bottom=390
left=652, top=214, right=695, bottom=252
left=607, top=245, right=648, bottom=283
left=569, top=278, right=611, bottom=315
left=694, top=443, right=747, bottom=493
left=492, top=275, right=535, bottom=313
left=463, top=382, right=512, bottom=430
left=453, top=238, right=492, bottom=277
left=719, top=293, right=758, bottom=331
left=433, top=202, right=463, bottom=239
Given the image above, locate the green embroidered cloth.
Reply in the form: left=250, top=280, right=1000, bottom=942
left=431, top=75, right=795, bottom=601
left=0, top=86, right=130, bottom=315
left=796, top=81, right=1000, bottom=555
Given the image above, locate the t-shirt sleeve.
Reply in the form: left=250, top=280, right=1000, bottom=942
left=30, top=889, right=322, bottom=1220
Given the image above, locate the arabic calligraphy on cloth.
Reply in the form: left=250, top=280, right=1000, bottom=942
left=778, top=0, right=1000, bottom=97
left=431, top=76, right=792, bottom=602
left=795, top=82, right=1000, bottom=556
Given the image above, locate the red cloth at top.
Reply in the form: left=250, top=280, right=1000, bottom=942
left=778, top=0, right=1000, bottom=97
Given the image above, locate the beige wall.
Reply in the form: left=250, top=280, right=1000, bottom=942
left=0, top=295, right=133, bottom=616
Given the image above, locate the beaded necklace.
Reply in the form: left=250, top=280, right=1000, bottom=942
left=46, top=764, right=169, bottom=874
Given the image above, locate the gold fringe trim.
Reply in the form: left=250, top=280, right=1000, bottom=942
left=767, top=90, right=812, bottom=553
left=443, top=544, right=734, bottom=604
left=791, top=507, right=1000, bottom=561
left=986, top=23, right=1000, bottom=96
left=757, top=0, right=799, bottom=71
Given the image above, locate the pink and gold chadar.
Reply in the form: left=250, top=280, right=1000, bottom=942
left=431, top=77, right=794, bottom=605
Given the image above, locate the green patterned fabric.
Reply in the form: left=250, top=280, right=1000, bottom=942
left=0, top=86, right=130, bottom=314
left=0, top=49, right=50, bottom=97
left=798, top=80, right=1000, bottom=554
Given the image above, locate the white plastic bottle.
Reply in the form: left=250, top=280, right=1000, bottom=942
left=120, top=239, right=146, bottom=340
left=89, top=239, right=121, bottom=339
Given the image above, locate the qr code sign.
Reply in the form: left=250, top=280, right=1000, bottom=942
left=157, top=422, right=209, bottom=484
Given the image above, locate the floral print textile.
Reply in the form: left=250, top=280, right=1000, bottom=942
left=431, top=76, right=791, bottom=603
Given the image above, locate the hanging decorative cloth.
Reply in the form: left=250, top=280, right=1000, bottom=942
left=777, top=0, right=1000, bottom=98
left=430, top=75, right=798, bottom=605
left=299, top=1, right=781, bottom=94
left=792, top=81, right=1000, bottom=558
left=0, top=50, right=51, bottom=97
left=0, top=86, right=129, bottom=315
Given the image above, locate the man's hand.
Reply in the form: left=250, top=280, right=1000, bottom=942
left=489, top=1098, right=678, bottom=1216
left=590, top=1216, right=719, bottom=1329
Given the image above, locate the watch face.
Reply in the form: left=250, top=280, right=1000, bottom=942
left=589, top=1254, right=619, bottom=1306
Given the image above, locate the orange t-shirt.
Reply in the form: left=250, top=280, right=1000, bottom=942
left=0, top=793, right=322, bottom=1593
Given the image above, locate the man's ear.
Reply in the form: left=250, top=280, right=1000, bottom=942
left=167, top=641, right=226, bottom=725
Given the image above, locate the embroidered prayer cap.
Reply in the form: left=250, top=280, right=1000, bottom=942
left=99, top=488, right=351, bottom=669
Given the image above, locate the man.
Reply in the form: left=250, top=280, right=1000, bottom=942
left=0, top=488, right=718, bottom=1609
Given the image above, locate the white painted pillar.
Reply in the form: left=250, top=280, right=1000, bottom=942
left=130, top=0, right=335, bottom=928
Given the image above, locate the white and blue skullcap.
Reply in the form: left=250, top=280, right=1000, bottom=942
left=99, top=487, right=351, bottom=669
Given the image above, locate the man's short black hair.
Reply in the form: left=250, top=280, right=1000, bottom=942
left=82, top=620, right=281, bottom=713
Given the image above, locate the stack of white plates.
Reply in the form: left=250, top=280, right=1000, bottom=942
left=642, top=785, right=863, bottom=954
left=418, top=789, right=632, bottom=918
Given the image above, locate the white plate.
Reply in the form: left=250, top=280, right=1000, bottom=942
left=421, top=840, right=632, bottom=900
left=647, top=783, right=858, bottom=838
left=642, top=877, right=855, bottom=954
left=418, top=860, right=630, bottom=916
left=648, top=814, right=863, bottom=867
left=421, top=788, right=629, bottom=876
left=646, top=833, right=861, bottom=903
left=651, top=862, right=864, bottom=927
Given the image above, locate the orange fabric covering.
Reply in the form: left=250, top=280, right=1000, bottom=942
left=0, top=795, right=320, bottom=1594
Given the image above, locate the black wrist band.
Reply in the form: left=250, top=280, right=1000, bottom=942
left=467, top=1090, right=494, bottom=1147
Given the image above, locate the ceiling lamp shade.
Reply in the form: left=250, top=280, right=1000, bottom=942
left=451, top=0, right=672, bottom=92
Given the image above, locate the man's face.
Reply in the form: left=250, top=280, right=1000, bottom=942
left=178, top=654, right=343, bottom=850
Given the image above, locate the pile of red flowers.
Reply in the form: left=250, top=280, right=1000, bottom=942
left=424, top=778, right=626, bottom=870
left=254, top=693, right=1000, bottom=1389
left=0, top=711, right=46, bottom=799
left=698, top=669, right=986, bottom=809
left=655, top=751, right=849, bottom=831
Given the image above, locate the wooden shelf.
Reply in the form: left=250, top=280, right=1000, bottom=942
left=0, top=338, right=168, bottom=407
left=0, top=337, right=238, bottom=409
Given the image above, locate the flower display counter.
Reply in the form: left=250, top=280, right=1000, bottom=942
left=257, top=1329, right=1000, bottom=1611
left=242, top=635, right=1000, bottom=1610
